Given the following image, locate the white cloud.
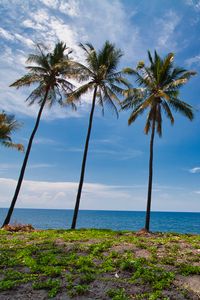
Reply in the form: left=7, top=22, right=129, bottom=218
left=91, top=138, right=121, bottom=145
left=39, top=0, right=80, bottom=17
left=0, top=27, right=14, bottom=40
left=29, top=164, right=56, bottom=169
left=0, top=163, right=55, bottom=172
left=89, top=148, right=142, bottom=160
left=0, top=164, right=20, bottom=171
left=155, top=10, right=181, bottom=52
left=33, top=137, right=58, bottom=145
left=194, top=190, right=200, bottom=194
left=22, top=19, right=36, bottom=29
left=0, top=177, right=198, bottom=212
left=14, top=33, right=34, bottom=48
left=40, top=0, right=59, bottom=9
left=30, top=8, right=50, bottom=24
left=189, top=167, right=200, bottom=173
left=48, top=18, right=79, bottom=51
left=185, top=54, right=200, bottom=66
left=59, top=0, right=79, bottom=16
left=185, top=0, right=200, bottom=11
left=59, top=145, right=143, bottom=160
left=0, top=177, right=140, bottom=210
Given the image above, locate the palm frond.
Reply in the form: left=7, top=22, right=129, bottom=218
left=79, top=42, right=94, bottom=54
left=128, top=103, right=148, bottom=125
left=109, top=83, right=126, bottom=95
left=56, top=78, right=75, bottom=93
left=0, top=111, right=23, bottom=151
left=101, top=86, right=119, bottom=118
left=25, top=66, right=48, bottom=74
left=147, top=50, right=153, bottom=64
left=98, top=41, right=122, bottom=74
left=67, top=60, right=94, bottom=80
left=170, top=67, right=187, bottom=81
left=26, top=53, right=50, bottom=71
left=113, top=76, right=132, bottom=88
left=127, top=95, right=155, bottom=125
left=121, top=88, right=147, bottom=110
left=1, top=141, right=24, bottom=151
left=159, top=52, right=174, bottom=84
left=107, top=71, right=122, bottom=79
left=168, top=98, right=194, bottom=120
left=164, top=70, right=196, bottom=90
left=10, top=74, right=41, bottom=88
left=130, top=69, right=154, bottom=89
left=25, top=84, right=46, bottom=105
left=161, top=101, right=174, bottom=124
left=122, top=67, right=135, bottom=75
left=66, top=83, right=94, bottom=103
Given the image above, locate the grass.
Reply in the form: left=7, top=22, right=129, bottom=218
left=0, top=228, right=199, bottom=299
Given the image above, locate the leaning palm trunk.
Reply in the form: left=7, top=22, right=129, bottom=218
left=69, top=42, right=127, bottom=228
left=71, top=87, right=97, bottom=229
left=145, top=114, right=156, bottom=232
left=2, top=88, right=49, bottom=227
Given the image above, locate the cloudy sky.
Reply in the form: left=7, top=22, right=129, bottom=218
left=0, top=0, right=200, bottom=212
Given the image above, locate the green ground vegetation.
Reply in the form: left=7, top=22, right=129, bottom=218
left=0, top=229, right=199, bottom=299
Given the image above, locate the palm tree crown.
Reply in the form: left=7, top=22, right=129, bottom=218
left=122, top=51, right=195, bottom=132
left=11, top=42, right=74, bottom=106
left=0, top=111, right=23, bottom=151
left=68, top=41, right=129, bottom=114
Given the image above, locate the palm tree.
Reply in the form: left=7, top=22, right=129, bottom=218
left=0, top=111, right=23, bottom=151
left=68, top=41, right=129, bottom=229
left=122, top=51, right=196, bottom=232
left=2, top=42, right=75, bottom=227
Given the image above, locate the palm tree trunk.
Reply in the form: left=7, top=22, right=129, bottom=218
left=71, top=87, right=97, bottom=229
left=145, top=115, right=156, bottom=232
left=2, top=88, right=49, bottom=227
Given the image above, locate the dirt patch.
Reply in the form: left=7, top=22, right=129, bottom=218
left=0, top=283, right=48, bottom=300
left=110, top=243, right=136, bottom=253
left=134, top=249, right=150, bottom=259
left=176, top=275, right=200, bottom=296
left=89, top=278, right=143, bottom=299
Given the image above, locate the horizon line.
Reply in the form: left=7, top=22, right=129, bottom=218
left=0, top=207, right=199, bottom=214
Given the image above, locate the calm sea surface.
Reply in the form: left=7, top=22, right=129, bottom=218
left=0, top=208, right=199, bottom=234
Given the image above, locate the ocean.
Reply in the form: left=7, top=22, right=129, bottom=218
left=0, top=208, right=199, bottom=234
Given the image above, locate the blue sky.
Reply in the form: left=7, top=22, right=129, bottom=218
left=0, top=0, right=200, bottom=212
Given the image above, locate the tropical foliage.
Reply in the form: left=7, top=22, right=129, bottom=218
left=0, top=111, right=23, bottom=151
left=122, top=51, right=196, bottom=231
left=67, top=41, right=130, bottom=229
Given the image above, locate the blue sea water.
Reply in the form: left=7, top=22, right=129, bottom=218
left=0, top=208, right=199, bottom=234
